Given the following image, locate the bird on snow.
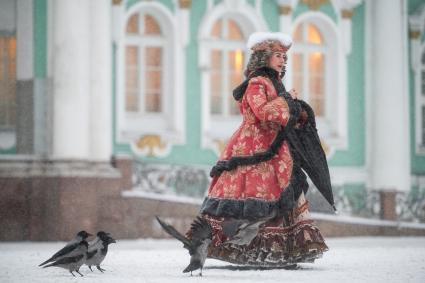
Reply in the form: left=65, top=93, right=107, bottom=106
left=42, top=240, right=89, bottom=277
left=156, top=216, right=212, bottom=276
left=85, top=231, right=116, bottom=272
left=221, top=210, right=277, bottom=246
left=38, top=230, right=92, bottom=267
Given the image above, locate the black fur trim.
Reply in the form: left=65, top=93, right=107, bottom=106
left=200, top=184, right=296, bottom=220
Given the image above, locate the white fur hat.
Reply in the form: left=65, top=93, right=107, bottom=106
left=247, top=32, right=292, bottom=52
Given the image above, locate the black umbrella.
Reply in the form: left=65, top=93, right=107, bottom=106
left=285, top=100, right=336, bottom=211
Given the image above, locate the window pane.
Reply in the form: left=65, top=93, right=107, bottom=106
left=126, top=14, right=139, bottom=34
left=146, top=70, right=161, bottom=91
left=146, top=47, right=162, bottom=67
left=144, top=15, right=161, bottom=35
left=211, top=19, right=222, bottom=38
left=0, top=36, right=17, bottom=128
left=125, top=46, right=139, bottom=112
left=210, top=71, right=222, bottom=114
left=293, top=23, right=303, bottom=42
left=211, top=50, right=222, bottom=69
left=228, top=49, right=244, bottom=72
left=227, top=19, right=243, bottom=40
left=145, top=91, right=161, bottom=112
left=309, top=52, right=325, bottom=116
left=292, top=53, right=303, bottom=96
left=307, top=23, right=323, bottom=44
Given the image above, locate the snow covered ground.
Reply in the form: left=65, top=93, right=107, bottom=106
left=1, top=237, right=425, bottom=283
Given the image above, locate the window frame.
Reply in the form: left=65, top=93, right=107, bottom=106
left=198, top=2, right=268, bottom=155
left=116, top=3, right=182, bottom=145
left=288, top=13, right=345, bottom=149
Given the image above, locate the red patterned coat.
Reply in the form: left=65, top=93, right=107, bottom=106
left=207, top=75, right=295, bottom=204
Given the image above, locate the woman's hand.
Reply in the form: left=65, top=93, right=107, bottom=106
left=289, top=89, right=298, bottom=100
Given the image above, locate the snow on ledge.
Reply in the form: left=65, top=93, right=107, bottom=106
left=120, top=191, right=425, bottom=230
left=121, top=190, right=203, bottom=205
left=311, top=212, right=425, bottom=229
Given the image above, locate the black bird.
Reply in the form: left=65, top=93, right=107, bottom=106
left=39, top=230, right=92, bottom=267
left=85, top=231, right=116, bottom=272
left=42, top=240, right=89, bottom=277
left=221, top=210, right=277, bottom=246
left=156, top=216, right=212, bottom=276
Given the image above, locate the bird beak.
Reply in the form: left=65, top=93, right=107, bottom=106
left=87, top=233, right=93, bottom=237
left=109, top=238, right=117, bottom=244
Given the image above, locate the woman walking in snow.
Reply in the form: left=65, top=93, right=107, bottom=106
left=187, top=32, right=329, bottom=268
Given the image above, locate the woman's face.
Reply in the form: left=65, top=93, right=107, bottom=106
left=268, top=51, right=286, bottom=73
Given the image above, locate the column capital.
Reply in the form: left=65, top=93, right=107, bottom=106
left=279, top=5, right=292, bottom=15
left=112, top=0, right=123, bottom=5
left=301, top=0, right=329, bottom=11
left=178, top=0, right=191, bottom=9
left=341, top=9, right=353, bottom=19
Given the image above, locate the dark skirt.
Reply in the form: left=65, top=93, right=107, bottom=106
left=189, top=192, right=328, bottom=267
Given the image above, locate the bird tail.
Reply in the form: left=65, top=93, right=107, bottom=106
left=183, top=261, right=201, bottom=273
left=42, top=262, right=55, bottom=268
left=155, top=216, right=191, bottom=248
left=39, top=258, right=53, bottom=267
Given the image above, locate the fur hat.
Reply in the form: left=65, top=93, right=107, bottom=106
left=247, top=32, right=292, bottom=53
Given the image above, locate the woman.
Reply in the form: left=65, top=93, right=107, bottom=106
left=190, top=32, right=328, bottom=267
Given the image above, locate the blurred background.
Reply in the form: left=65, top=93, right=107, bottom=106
left=0, top=0, right=425, bottom=241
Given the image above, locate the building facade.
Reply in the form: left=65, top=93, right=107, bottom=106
left=1, top=0, right=425, bottom=240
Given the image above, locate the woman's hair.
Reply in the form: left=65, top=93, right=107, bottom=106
left=244, top=50, right=286, bottom=79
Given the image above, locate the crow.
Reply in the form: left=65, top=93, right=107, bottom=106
left=85, top=231, right=116, bottom=272
left=39, top=230, right=92, bottom=267
left=222, top=210, right=277, bottom=246
left=156, top=216, right=212, bottom=276
left=42, top=240, right=89, bottom=277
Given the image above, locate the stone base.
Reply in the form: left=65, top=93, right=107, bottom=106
left=1, top=156, right=424, bottom=241
left=0, top=156, right=123, bottom=241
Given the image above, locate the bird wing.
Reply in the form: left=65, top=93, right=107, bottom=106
left=155, top=216, right=191, bottom=248
left=190, top=216, right=212, bottom=242
left=222, top=219, right=246, bottom=238
left=88, top=238, right=102, bottom=253
left=38, top=242, right=80, bottom=266
left=42, top=254, right=84, bottom=268
left=86, top=249, right=98, bottom=260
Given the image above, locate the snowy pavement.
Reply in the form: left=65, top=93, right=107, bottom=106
left=1, top=237, right=425, bottom=283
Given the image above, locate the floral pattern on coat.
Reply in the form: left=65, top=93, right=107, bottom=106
left=208, top=76, right=294, bottom=202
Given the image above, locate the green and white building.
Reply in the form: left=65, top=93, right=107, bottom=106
left=1, top=0, right=425, bottom=232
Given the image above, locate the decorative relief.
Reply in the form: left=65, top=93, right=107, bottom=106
left=133, top=162, right=209, bottom=199
left=134, top=134, right=167, bottom=157
left=302, top=0, right=329, bottom=11
left=341, top=9, right=353, bottom=19
left=178, top=0, right=191, bottom=9
left=409, top=30, right=421, bottom=40
left=307, top=184, right=425, bottom=223
left=279, top=5, right=292, bottom=15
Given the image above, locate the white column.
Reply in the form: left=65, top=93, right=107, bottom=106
left=370, top=0, right=410, bottom=192
left=51, top=0, right=90, bottom=158
left=89, top=0, right=112, bottom=161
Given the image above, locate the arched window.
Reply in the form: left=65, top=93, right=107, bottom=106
left=198, top=1, right=267, bottom=155
left=116, top=3, right=184, bottom=150
left=125, top=13, right=164, bottom=114
left=290, top=16, right=341, bottom=146
left=292, top=22, right=326, bottom=117
left=209, top=18, right=245, bottom=117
